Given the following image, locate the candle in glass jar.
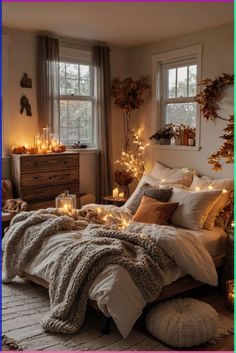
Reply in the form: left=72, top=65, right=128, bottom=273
left=112, top=188, right=119, bottom=198
left=119, top=192, right=124, bottom=198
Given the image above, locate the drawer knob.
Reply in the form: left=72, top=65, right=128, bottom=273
left=34, top=163, right=38, bottom=166
left=34, top=176, right=38, bottom=180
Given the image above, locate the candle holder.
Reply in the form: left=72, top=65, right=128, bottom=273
left=226, top=279, right=234, bottom=311
left=55, top=190, right=76, bottom=216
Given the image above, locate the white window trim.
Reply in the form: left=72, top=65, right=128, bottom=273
left=151, top=45, right=202, bottom=151
left=58, top=46, right=98, bottom=148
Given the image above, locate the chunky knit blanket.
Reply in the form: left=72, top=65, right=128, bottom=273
left=3, top=210, right=171, bottom=334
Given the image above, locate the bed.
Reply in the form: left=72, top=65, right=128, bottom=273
left=18, top=203, right=227, bottom=338
left=3, top=162, right=232, bottom=338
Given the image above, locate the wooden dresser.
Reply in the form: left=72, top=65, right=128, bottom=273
left=12, top=152, right=80, bottom=210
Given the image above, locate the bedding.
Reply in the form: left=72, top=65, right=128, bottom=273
left=132, top=196, right=178, bottom=224
left=150, top=161, right=195, bottom=187
left=169, top=187, right=222, bottom=231
left=3, top=204, right=224, bottom=338
left=127, top=183, right=173, bottom=214
left=190, top=175, right=233, bottom=230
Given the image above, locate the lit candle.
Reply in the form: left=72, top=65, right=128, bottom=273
left=222, top=189, right=228, bottom=194
left=231, top=220, right=234, bottom=228
left=119, top=192, right=125, bottom=198
left=41, top=144, right=47, bottom=153
left=112, top=188, right=119, bottom=198
left=208, top=185, right=213, bottom=190
left=63, top=204, right=69, bottom=213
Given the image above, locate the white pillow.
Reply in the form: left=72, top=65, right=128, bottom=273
left=190, top=175, right=233, bottom=230
left=150, top=161, right=195, bottom=187
left=169, top=188, right=222, bottom=231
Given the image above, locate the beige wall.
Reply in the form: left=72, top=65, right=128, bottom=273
left=126, top=23, right=234, bottom=179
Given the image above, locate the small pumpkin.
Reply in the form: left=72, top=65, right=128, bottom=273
left=59, top=144, right=66, bottom=152
left=12, top=146, right=26, bottom=154
left=29, top=146, right=38, bottom=154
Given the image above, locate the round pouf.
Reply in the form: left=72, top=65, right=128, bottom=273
left=145, top=298, right=218, bottom=348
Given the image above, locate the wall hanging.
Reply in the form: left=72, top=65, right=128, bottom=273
left=20, top=96, right=32, bottom=117
left=20, top=73, right=32, bottom=88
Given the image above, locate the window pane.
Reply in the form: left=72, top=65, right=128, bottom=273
left=66, top=63, right=79, bottom=80
left=80, top=80, right=90, bottom=96
left=188, top=65, right=197, bottom=96
left=66, top=79, right=79, bottom=95
left=80, top=65, right=90, bottom=79
left=60, top=101, right=68, bottom=127
left=165, top=102, right=197, bottom=127
left=60, top=100, right=93, bottom=145
left=167, top=68, right=176, bottom=98
left=59, top=63, right=66, bottom=95
left=177, top=66, right=187, bottom=97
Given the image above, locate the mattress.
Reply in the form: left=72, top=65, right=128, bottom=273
left=22, top=224, right=226, bottom=338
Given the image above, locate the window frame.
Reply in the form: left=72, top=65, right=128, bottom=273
left=58, top=50, right=97, bottom=148
left=152, top=45, right=202, bottom=150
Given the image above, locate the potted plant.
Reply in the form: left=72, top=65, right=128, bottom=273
left=149, top=124, right=175, bottom=145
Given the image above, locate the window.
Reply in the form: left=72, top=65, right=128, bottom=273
left=162, top=61, right=197, bottom=127
left=152, top=45, right=202, bottom=148
left=59, top=53, right=96, bottom=147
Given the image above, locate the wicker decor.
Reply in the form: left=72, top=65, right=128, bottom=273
left=145, top=298, right=218, bottom=348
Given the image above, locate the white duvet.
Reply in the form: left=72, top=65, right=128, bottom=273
left=23, top=204, right=222, bottom=337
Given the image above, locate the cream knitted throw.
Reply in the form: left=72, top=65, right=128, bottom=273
left=3, top=211, right=171, bottom=334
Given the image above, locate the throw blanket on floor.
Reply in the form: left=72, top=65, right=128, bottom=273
left=3, top=210, right=172, bottom=334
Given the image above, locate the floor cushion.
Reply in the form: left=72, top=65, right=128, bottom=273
left=145, top=298, right=218, bottom=348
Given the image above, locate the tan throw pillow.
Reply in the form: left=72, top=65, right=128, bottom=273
left=150, top=161, right=195, bottom=187
left=170, top=188, right=222, bottom=231
left=190, top=175, right=233, bottom=230
left=133, top=195, right=179, bottom=225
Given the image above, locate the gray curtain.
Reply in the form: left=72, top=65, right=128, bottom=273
left=37, top=36, right=60, bottom=132
left=93, top=46, right=113, bottom=202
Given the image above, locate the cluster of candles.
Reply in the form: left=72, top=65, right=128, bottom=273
left=112, top=188, right=125, bottom=198
left=226, top=280, right=234, bottom=311
left=12, top=126, right=66, bottom=155
left=34, top=126, right=65, bottom=154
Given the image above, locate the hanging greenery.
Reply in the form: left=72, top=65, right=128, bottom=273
left=195, top=73, right=234, bottom=171
left=195, top=73, right=234, bottom=121
left=208, top=115, right=234, bottom=171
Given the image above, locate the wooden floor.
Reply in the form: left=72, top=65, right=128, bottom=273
left=2, top=285, right=233, bottom=351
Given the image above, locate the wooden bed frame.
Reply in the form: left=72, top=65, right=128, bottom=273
left=20, top=252, right=225, bottom=334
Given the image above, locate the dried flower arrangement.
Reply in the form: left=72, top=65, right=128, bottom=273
left=150, top=124, right=196, bottom=146
left=195, top=73, right=234, bottom=171
left=111, top=77, right=150, bottom=150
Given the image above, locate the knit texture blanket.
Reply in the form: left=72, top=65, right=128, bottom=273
left=3, top=210, right=171, bottom=334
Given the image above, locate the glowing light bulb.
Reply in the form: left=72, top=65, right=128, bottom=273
left=195, top=187, right=200, bottom=191
left=208, top=185, right=213, bottom=190
left=222, top=189, right=228, bottom=193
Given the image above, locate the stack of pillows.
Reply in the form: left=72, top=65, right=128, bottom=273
left=123, top=161, right=233, bottom=231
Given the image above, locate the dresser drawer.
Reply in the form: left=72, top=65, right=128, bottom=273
left=21, top=154, right=79, bottom=172
left=21, top=169, right=79, bottom=187
left=22, top=183, right=79, bottom=201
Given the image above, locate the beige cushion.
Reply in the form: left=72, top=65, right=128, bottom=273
left=150, top=161, right=195, bottom=187
left=170, top=187, right=222, bottom=231
left=133, top=196, right=178, bottom=225
left=191, top=175, right=233, bottom=230
left=145, top=298, right=218, bottom=348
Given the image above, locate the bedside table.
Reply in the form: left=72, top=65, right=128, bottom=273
left=103, top=195, right=128, bottom=207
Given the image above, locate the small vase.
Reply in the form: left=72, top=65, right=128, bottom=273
left=188, top=138, right=195, bottom=146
